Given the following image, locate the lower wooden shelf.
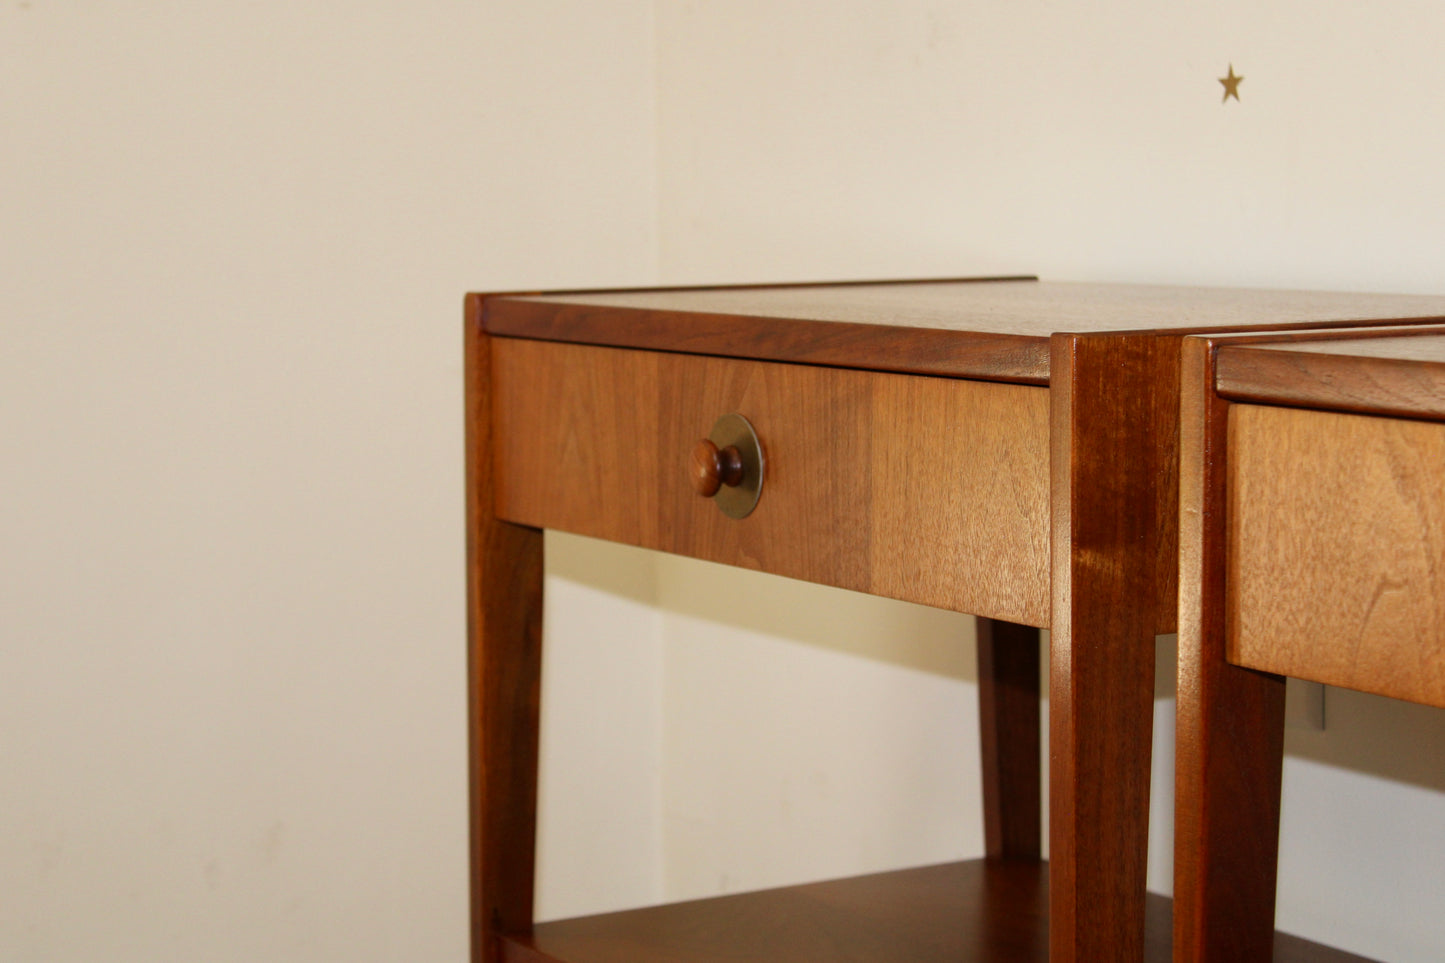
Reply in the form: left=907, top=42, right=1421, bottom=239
left=499, top=859, right=1370, bottom=963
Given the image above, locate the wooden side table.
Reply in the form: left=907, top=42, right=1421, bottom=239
left=465, top=279, right=1445, bottom=962
left=1176, top=326, right=1445, bottom=962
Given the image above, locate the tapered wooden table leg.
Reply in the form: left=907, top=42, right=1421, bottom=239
left=467, top=296, right=546, bottom=963
left=1049, top=333, right=1178, bottom=963
left=1173, top=335, right=1286, bottom=963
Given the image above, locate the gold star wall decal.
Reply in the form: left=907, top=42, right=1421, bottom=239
left=1219, top=64, right=1243, bottom=103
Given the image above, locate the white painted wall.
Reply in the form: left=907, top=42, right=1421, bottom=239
left=654, top=558, right=982, bottom=901
left=8, top=2, right=1445, bottom=961
left=1, top=2, right=659, bottom=959
left=650, top=2, right=1445, bottom=961
left=535, top=534, right=662, bottom=922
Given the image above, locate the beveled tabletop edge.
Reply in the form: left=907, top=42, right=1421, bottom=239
left=1210, top=325, right=1445, bottom=421
left=477, top=279, right=1445, bottom=385
left=484, top=301, right=1056, bottom=384
left=481, top=276, right=1051, bottom=384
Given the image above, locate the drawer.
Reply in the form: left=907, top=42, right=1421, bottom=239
left=490, top=338, right=1050, bottom=627
left=1227, top=403, right=1445, bottom=706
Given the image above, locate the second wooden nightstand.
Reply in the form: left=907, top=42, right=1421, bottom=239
left=1176, top=325, right=1445, bottom=962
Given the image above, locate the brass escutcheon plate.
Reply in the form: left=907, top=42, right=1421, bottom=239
left=708, top=413, right=764, bottom=519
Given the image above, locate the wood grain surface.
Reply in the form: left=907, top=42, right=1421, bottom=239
left=1227, top=403, right=1445, bottom=707
left=497, top=860, right=1369, bottom=963
left=465, top=298, right=546, bottom=963
left=490, top=338, right=1051, bottom=627
left=977, top=618, right=1042, bottom=860
left=482, top=282, right=1445, bottom=383
left=1048, top=332, right=1182, bottom=963
left=1217, top=329, right=1445, bottom=419
left=1173, top=336, right=1287, bottom=963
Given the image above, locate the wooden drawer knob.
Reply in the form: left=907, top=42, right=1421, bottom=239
left=691, top=439, right=745, bottom=497
left=691, top=413, right=765, bottom=519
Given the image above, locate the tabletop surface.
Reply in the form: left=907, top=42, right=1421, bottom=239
left=1239, top=330, right=1445, bottom=363
left=481, top=279, right=1445, bottom=383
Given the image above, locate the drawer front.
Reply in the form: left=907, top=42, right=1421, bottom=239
left=491, top=338, right=1050, bottom=627
left=1227, top=403, right=1445, bottom=706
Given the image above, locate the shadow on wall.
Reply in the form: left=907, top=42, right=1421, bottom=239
left=652, top=552, right=979, bottom=682
left=545, top=531, right=657, bottom=607
left=548, top=532, right=1445, bottom=801
left=1156, top=636, right=1445, bottom=796
left=1285, top=687, right=1445, bottom=796
left=546, top=532, right=980, bottom=681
